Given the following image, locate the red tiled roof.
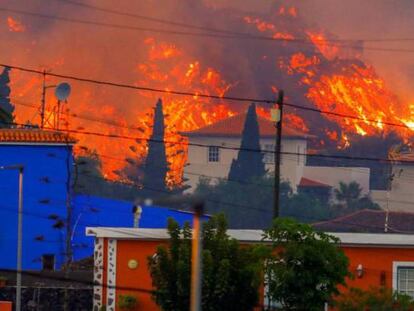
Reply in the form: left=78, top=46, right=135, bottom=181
left=313, top=209, right=414, bottom=233
left=181, top=113, right=309, bottom=139
left=391, top=152, right=414, bottom=164
left=298, top=177, right=331, bottom=188
left=0, top=129, right=77, bottom=144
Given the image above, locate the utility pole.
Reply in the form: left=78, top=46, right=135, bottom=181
left=0, top=165, right=24, bottom=311
left=273, top=90, right=284, bottom=218
left=190, top=201, right=204, bottom=311
left=40, top=70, right=46, bottom=129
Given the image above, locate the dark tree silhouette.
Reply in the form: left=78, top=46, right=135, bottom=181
left=228, top=103, right=265, bottom=182
left=142, top=98, right=169, bottom=194
left=0, top=67, right=14, bottom=127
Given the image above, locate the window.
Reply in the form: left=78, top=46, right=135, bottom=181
left=263, top=144, right=274, bottom=164
left=393, top=262, right=414, bottom=298
left=42, top=254, right=55, bottom=271
left=208, top=146, right=220, bottom=162
left=398, top=267, right=414, bottom=297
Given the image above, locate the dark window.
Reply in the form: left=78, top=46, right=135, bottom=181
left=42, top=254, right=55, bottom=271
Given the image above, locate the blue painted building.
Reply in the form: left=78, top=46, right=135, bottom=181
left=0, top=128, right=204, bottom=270
left=0, top=128, right=75, bottom=270
left=71, top=194, right=204, bottom=261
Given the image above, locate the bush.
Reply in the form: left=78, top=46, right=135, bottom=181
left=117, top=294, right=137, bottom=310
left=336, top=287, right=414, bottom=311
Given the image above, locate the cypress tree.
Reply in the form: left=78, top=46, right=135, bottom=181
left=142, top=98, right=169, bottom=194
left=0, top=67, right=14, bottom=127
left=228, top=103, right=265, bottom=181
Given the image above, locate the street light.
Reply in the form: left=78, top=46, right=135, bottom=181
left=0, top=165, right=24, bottom=311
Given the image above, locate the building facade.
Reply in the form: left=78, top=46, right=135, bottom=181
left=0, top=129, right=76, bottom=270
left=86, top=227, right=414, bottom=311
left=181, top=112, right=371, bottom=195
left=0, top=129, right=202, bottom=271
left=181, top=112, right=309, bottom=192
left=371, top=152, right=414, bottom=212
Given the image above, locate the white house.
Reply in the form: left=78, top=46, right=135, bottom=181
left=371, top=151, right=414, bottom=212
left=181, top=112, right=309, bottom=191
left=181, top=111, right=371, bottom=196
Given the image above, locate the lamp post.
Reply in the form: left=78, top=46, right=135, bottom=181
left=0, top=165, right=24, bottom=311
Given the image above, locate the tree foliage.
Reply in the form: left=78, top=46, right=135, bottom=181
left=263, top=218, right=350, bottom=311
left=142, top=98, right=169, bottom=195
left=148, top=215, right=264, bottom=311
left=333, top=181, right=380, bottom=214
left=0, top=66, right=14, bottom=127
left=335, top=287, right=414, bottom=311
left=194, top=176, right=379, bottom=228
left=228, top=103, right=265, bottom=182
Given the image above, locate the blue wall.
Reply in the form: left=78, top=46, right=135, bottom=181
left=71, top=194, right=204, bottom=261
left=0, top=144, right=72, bottom=270
left=0, top=144, right=206, bottom=270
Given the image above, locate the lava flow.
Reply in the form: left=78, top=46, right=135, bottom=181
left=3, top=1, right=414, bottom=186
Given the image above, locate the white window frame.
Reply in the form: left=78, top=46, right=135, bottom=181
left=208, top=146, right=220, bottom=163
left=392, top=261, right=414, bottom=297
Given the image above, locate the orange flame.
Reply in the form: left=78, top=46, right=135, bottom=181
left=7, top=17, right=25, bottom=32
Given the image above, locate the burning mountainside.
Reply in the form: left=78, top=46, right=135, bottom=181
left=2, top=1, right=413, bottom=185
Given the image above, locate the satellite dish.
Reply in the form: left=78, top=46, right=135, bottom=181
left=55, top=82, right=71, bottom=101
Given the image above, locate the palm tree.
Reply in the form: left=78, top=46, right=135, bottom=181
left=334, top=181, right=362, bottom=208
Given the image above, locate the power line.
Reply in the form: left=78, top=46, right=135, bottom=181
left=4, top=63, right=413, bottom=132
left=2, top=118, right=410, bottom=165
left=55, top=0, right=414, bottom=44
left=4, top=4, right=414, bottom=55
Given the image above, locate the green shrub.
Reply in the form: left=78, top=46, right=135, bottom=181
left=117, top=294, right=138, bottom=310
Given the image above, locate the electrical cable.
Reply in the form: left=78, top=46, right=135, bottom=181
left=3, top=5, right=414, bottom=55
left=4, top=63, right=413, bottom=132
left=54, top=0, right=414, bottom=44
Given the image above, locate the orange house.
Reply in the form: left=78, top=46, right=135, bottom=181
left=86, top=227, right=414, bottom=310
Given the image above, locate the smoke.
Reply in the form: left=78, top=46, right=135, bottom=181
left=294, top=0, right=414, bottom=100
left=1, top=0, right=413, bottom=179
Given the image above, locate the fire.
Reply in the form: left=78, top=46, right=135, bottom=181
left=7, top=17, right=25, bottom=32
left=133, top=38, right=236, bottom=185
left=6, top=1, right=414, bottom=189
left=306, top=31, right=340, bottom=60
left=306, top=64, right=410, bottom=138
left=244, top=16, right=295, bottom=41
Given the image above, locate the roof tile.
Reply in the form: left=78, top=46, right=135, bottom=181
left=313, top=209, right=414, bottom=233
left=181, top=112, right=309, bottom=138
left=0, top=129, right=77, bottom=144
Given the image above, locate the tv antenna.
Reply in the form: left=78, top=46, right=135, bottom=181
left=54, top=82, right=71, bottom=130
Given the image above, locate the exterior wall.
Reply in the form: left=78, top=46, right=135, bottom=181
left=303, top=166, right=370, bottom=195
left=184, top=136, right=307, bottom=192
left=370, top=190, right=388, bottom=210
left=385, top=164, right=414, bottom=212
left=95, top=237, right=414, bottom=311
left=0, top=144, right=72, bottom=270
left=73, top=195, right=205, bottom=263
left=341, top=246, right=414, bottom=291
left=115, top=239, right=162, bottom=311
